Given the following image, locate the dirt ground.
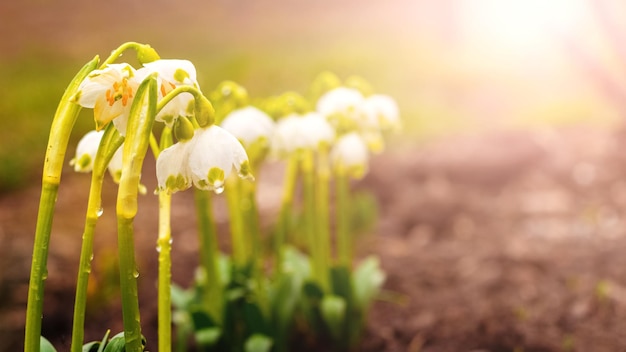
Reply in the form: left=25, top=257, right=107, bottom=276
left=4, top=126, right=626, bottom=351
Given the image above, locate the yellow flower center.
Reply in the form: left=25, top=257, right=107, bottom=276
left=105, top=78, right=133, bottom=107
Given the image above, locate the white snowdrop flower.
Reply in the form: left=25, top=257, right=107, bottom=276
left=156, top=139, right=194, bottom=193
left=271, top=114, right=303, bottom=156
left=363, top=94, right=400, bottom=132
left=72, top=63, right=139, bottom=135
left=140, top=59, right=200, bottom=127
left=187, top=126, right=253, bottom=193
left=300, top=112, right=335, bottom=149
left=316, top=87, right=365, bottom=119
left=331, top=132, right=369, bottom=179
left=70, top=130, right=104, bottom=172
left=220, top=106, right=275, bottom=148
left=271, top=112, right=335, bottom=156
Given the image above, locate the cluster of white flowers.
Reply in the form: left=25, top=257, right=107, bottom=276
left=71, top=64, right=399, bottom=192
left=70, top=60, right=253, bottom=194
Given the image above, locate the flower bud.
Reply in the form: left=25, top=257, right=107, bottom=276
left=195, top=95, right=215, bottom=128
left=174, top=116, right=195, bottom=142
left=136, top=44, right=160, bottom=64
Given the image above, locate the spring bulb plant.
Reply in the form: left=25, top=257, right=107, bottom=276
left=26, top=42, right=398, bottom=352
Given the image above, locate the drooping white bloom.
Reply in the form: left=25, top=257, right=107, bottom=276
left=70, top=131, right=128, bottom=182
left=73, top=63, right=139, bottom=135
left=271, top=112, right=335, bottom=156
left=70, top=130, right=104, bottom=172
left=316, top=87, right=365, bottom=119
left=188, top=126, right=253, bottom=192
left=140, top=59, right=199, bottom=126
left=331, top=132, right=369, bottom=179
left=220, top=106, right=275, bottom=147
left=156, top=126, right=252, bottom=194
left=363, top=94, right=400, bottom=132
left=300, top=112, right=335, bottom=148
left=156, top=139, right=194, bottom=193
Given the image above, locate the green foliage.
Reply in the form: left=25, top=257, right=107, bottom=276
left=40, top=336, right=57, bottom=352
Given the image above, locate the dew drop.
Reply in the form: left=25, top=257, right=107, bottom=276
left=169, top=237, right=173, bottom=245
left=96, top=208, right=104, bottom=217
left=42, top=270, right=48, bottom=280
left=133, top=270, right=140, bottom=278
left=214, top=185, right=225, bottom=195
left=156, top=245, right=162, bottom=253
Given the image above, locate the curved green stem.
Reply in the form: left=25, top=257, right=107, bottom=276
left=25, top=56, right=99, bottom=352
left=100, top=42, right=159, bottom=68
left=116, top=74, right=158, bottom=352
left=194, top=189, right=223, bottom=322
left=70, top=125, right=123, bottom=352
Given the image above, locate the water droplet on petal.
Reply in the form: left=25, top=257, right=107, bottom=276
left=214, top=185, right=225, bottom=195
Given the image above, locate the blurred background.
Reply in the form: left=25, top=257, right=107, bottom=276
left=3, top=0, right=626, bottom=350
left=1, top=0, right=625, bottom=191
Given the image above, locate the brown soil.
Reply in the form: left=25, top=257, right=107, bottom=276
left=3, top=126, right=626, bottom=351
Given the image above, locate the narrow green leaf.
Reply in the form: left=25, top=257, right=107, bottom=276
left=320, top=295, right=347, bottom=340
left=195, top=327, right=222, bottom=347
left=244, top=334, right=273, bottom=352
left=40, top=336, right=57, bottom=352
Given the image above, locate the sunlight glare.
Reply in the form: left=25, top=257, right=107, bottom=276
left=460, top=0, right=590, bottom=53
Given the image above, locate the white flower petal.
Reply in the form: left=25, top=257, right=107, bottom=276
left=364, top=94, right=400, bottom=131
left=71, top=130, right=104, bottom=172
left=331, top=132, right=369, bottom=177
left=187, top=126, right=251, bottom=192
left=156, top=140, right=194, bottom=193
left=221, top=106, right=275, bottom=147
left=316, top=87, right=365, bottom=119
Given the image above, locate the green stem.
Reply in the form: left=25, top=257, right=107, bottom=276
left=157, top=191, right=172, bottom=352
left=194, top=189, right=223, bottom=322
left=315, top=145, right=332, bottom=288
left=70, top=125, right=123, bottom=352
left=301, top=149, right=328, bottom=291
left=336, top=172, right=352, bottom=267
left=226, top=176, right=248, bottom=267
left=241, top=178, right=268, bottom=314
left=274, top=156, right=299, bottom=276
left=25, top=56, right=99, bottom=352
left=116, top=74, right=158, bottom=352
left=100, top=42, right=159, bottom=68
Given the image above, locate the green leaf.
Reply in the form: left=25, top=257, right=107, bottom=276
left=96, top=330, right=111, bottom=352
left=244, top=333, right=273, bottom=352
left=269, top=273, right=303, bottom=351
left=171, top=283, right=194, bottom=309
left=102, top=332, right=125, bottom=352
left=303, top=280, right=324, bottom=302
left=244, top=302, right=269, bottom=335
left=320, top=295, right=347, bottom=340
left=282, top=246, right=311, bottom=279
left=40, top=336, right=57, bottom=352
left=330, top=265, right=353, bottom=300
left=195, top=327, right=222, bottom=347
left=352, top=256, right=385, bottom=310
left=81, top=341, right=100, bottom=352
left=191, top=309, right=217, bottom=329
left=102, top=332, right=146, bottom=352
